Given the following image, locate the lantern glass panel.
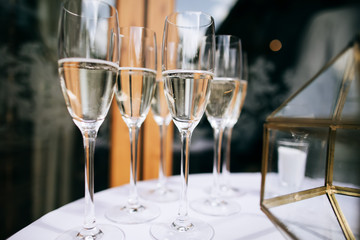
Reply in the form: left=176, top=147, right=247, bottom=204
left=333, top=128, right=360, bottom=186
left=269, top=195, right=345, bottom=239
left=335, top=194, right=360, bottom=237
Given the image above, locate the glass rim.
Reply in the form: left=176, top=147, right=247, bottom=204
left=215, top=34, right=242, bottom=51
left=211, top=77, right=243, bottom=81
left=62, top=0, right=118, bottom=20
left=119, top=26, right=156, bottom=36
left=216, top=35, right=241, bottom=43
left=165, top=11, right=214, bottom=29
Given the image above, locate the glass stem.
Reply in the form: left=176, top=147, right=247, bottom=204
left=173, top=130, right=192, bottom=231
left=222, top=127, right=233, bottom=188
left=158, top=124, right=167, bottom=188
left=211, top=127, right=224, bottom=200
left=81, top=129, right=100, bottom=236
left=128, top=125, right=140, bottom=207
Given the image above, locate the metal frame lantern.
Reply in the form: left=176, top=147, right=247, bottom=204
left=260, top=36, right=360, bottom=239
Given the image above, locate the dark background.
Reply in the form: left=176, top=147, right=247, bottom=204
left=172, top=0, right=360, bottom=175
left=1, top=0, right=360, bottom=238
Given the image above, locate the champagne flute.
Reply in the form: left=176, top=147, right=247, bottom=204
left=150, top=11, right=215, bottom=239
left=57, top=0, right=124, bottom=239
left=140, top=76, right=179, bottom=202
left=221, top=52, right=248, bottom=197
left=105, top=26, right=160, bottom=224
left=190, top=35, right=242, bottom=216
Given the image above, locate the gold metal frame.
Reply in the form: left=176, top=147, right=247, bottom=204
left=260, top=38, right=360, bottom=240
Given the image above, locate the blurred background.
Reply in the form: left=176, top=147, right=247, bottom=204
left=1, top=0, right=359, bottom=238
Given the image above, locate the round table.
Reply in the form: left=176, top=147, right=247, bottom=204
left=8, top=173, right=284, bottom=240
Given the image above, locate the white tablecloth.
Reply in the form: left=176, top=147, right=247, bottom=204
left=8, top=173, right=284, bottom=240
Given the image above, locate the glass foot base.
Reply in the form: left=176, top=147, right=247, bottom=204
left=150, top=218, right=214, bottom=240
left=219, top=185, right=246, bottom=198
left=56, top=224, right=125, bottom=240
left=190, top=198, right=241, bottom=216
left=140, top=186, right=179, bottom=202
left=105, top=202, right=160, bottom=224
left=206, top=185, right=245, bottom=198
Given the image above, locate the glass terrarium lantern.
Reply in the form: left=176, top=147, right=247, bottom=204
left=260, top=37, right=360, bottom=239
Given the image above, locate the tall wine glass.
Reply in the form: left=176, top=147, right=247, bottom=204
left=140, top=75, right=179, bottom=202
left=150, top=11, right=215, bottom=239
left=105, top=26, right=160, bottom=224
left=221, top=51, right=248, bottom=197
left=190, top=35, right=242, bottom=216
left=57, top=0, right=124, bottom=239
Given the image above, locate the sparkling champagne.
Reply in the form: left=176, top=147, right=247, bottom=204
left=58, top=58, right=118, bottom=128
left=151, top=79, right=172, bottom=126
left=163, top=70, right=212, bottom=131
left=205, top=77, right=242, bottom=129
left=227, top=80, right=247, bottom=127
left=115, top=67, right=157, bottom=126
